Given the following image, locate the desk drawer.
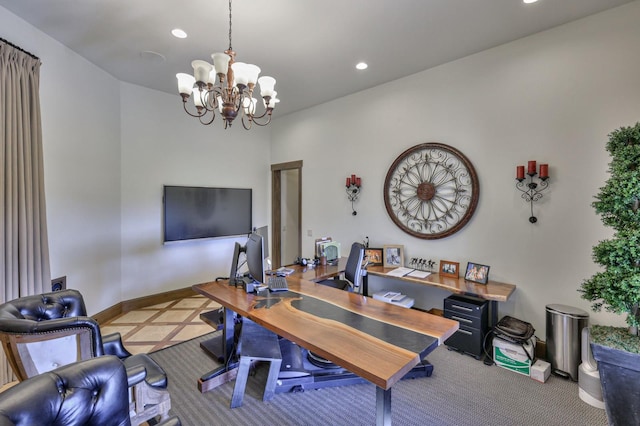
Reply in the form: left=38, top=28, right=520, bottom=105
left=444, top=294, right=488, bottom=330
left=444, top=309, right=486, bottom=330
left=443, top=295, right=489, bottom=359
left=444, top=323, right=486, bottom=359
left=444, top=294, right=488, bottom=317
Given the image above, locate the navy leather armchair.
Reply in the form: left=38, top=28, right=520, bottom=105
left=0, top=356, right=180, bottom=426
left=0, top=290, right=170, bottom=425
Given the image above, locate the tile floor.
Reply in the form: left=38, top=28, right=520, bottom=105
left=100, top=294, right=222, bottom=354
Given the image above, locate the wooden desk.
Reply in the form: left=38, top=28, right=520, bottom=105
left=366, top=266, right=516, bottom=302
left=281, top=257, right=348, bottom=282
left=193, top=277, right=457, bottom=425
left=366, top=265, right=516, bottom=330
left=284, top=259, right=516, bottom=303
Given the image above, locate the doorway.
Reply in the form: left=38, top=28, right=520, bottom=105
left=271, top=161, right=302, bottom=268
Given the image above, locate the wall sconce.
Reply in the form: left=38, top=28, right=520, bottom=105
left=515, top=161, right=550, bottom=223
left=345, top=174, right=361, bottom=216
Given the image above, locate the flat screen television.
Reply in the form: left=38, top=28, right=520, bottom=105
left=163, top=185, right=252, bottom=243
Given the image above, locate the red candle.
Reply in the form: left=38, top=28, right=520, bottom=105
left=351, top=174, right=356, bottom=183
left=516, top=166, right=525, bottom=180
left=539, top=164, right=549, bottom=178
left=528, top=160, right=537, bottom=174
left=346, top=177, right=351, bottom=187
left=356, top=177, right=361, bottom=187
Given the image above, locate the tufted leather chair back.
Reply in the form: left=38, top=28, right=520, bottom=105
left=0, top=355, right=131, bottom=426
left=1, top=289, right=87, bottom=321
left=0, top=290, right=105, bottom=380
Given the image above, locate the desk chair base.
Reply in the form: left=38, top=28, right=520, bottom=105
left=276, top=338, right=433, bottom=393
left=307, top=351, right=342, bottom=369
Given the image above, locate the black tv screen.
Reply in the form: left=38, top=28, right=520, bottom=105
left=163, top=185, right=252, bottom=242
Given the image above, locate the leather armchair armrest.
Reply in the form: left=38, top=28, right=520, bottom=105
left=125, top=364, right=147, bottom=387
left=103, top=332, right=133, bottom=359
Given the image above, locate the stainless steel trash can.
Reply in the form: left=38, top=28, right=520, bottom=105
left=546, top=304, right=589, bottom=381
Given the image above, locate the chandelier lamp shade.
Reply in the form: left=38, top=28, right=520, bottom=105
left=176, top=0, right=278, bottom=130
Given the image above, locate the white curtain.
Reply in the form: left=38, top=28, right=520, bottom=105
left=0, top=39, right=50, bottom=385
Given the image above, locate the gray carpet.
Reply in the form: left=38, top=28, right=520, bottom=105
left=150, top=332, right=608, bottom=426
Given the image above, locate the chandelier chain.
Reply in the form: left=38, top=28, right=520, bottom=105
left=228, top=0, right=233, bottom=51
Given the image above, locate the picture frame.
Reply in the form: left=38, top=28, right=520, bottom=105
left=464, top=262, right=490, bottom=284
left=383, top=245, right=404, bottom=268
left=439, top=260, right=460, bottom=278
left=365, top=248, right=384, bottom=266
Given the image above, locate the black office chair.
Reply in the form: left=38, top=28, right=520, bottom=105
left=318, top=242, right=366, bottom=292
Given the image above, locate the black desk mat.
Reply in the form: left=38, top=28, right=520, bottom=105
left=253, top=290, right=437, bottom=356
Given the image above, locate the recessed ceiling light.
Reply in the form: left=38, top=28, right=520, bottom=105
left=523, top=0, right=538, bottom=4
left=356, top=62, right=368, bottom=70
left=171, top=28, right=187, bottom=39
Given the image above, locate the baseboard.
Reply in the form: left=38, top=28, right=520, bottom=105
left=93, top=286, right=198, bottom=325
left=93, top=303, right=124, bottom=325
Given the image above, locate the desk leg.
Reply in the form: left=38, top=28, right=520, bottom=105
left=376, top=387, right=391, bottom=426
left=198, top=307, right=239, bottom=393
left=488, top=300, right=499, bottom=329
left=222, top=307, right=235, bottom=358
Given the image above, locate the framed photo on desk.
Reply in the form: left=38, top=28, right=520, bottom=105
left=365, top=248, right=383, bottom=266
left=464, top=262, right=490, bottom=284
left=439, top=260, right=459, bottom=278
left=383, top=245, right=404, bottom=268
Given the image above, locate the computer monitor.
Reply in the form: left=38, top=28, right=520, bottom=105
left=228, top=241, right=246, bottom=286
left=245, top=232, right=265, bottom=284
left=254, top=225, right=269, bottom=259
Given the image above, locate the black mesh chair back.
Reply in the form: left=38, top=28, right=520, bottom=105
left=318, top=242, right=365, bottom=291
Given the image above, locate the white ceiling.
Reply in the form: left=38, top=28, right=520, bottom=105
left=1, top=0, right=634, bottom=116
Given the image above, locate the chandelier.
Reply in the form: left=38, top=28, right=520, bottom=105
left=176, top=0, right=278, bottom=130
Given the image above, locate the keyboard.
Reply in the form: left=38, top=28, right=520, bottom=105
left=267, top=276, right=289, bottom=292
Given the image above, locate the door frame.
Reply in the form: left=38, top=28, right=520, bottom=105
left=271, top=160, right=303, bottom=268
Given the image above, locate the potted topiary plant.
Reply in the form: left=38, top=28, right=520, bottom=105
left=580, top=122, right=640, bottom=425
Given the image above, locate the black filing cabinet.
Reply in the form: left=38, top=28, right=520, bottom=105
left=444, top=294, right=489, bottom=359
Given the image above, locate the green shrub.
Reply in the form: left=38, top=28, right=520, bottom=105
left=580, top=123, right=640, bottom=333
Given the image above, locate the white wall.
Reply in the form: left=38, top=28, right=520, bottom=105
left=0, top=7, right=123, bottom=312
left=270, top=2, right=640, bottom=334
left=119, top=84, right=271, bottom=299
left=3, top=2, right=640, bottom=333
left=0, top=6, right=271, bottom=313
